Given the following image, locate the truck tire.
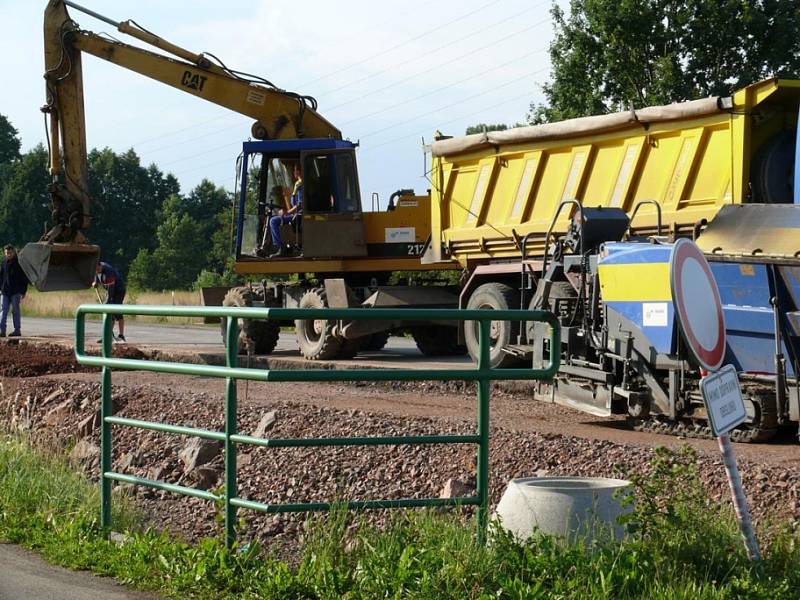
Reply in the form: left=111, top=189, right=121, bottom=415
left=295, top=287, right=342, bottom=360
left=752, top=130, right=795, bottom=204
left=464, top=282, right=524, bottom=368
left=221, top=287, right=280, bottom=355
left=411, top=326, right=466, bottom=356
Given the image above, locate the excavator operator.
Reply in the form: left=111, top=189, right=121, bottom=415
left=269, top=163, right=303, bottom=258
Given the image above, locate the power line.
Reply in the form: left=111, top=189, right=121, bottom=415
left=355, top=66, right=547, bottom=140
left=316, top=1, right=547, bottom=100
left=325, top=18, right=549, bottom=114
left=359, top=87, right=542, bottom=154
left=296, top=0, right=506, bottom=88
left=338, top=46, right=545, bottom=127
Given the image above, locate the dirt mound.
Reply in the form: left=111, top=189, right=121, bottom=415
left=0, top=341, right=148, bottom=378
left=0, top=342, right=89, bottom=377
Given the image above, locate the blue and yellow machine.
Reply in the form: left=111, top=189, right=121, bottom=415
left=527, top=201, right=800, bottom=442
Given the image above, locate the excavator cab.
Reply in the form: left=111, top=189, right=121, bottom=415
left=19, top=242, right=100, bottom=292
left=238, top=139, right=366, bottom=260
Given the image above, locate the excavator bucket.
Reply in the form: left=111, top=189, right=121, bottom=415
left=18, top=242, right=100, bottom=291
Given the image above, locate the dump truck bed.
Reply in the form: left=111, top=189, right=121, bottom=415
left=426, top=79, right=800, bottom=267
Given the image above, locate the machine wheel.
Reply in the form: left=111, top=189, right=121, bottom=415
left=411, top=326, right=466, bottom=356
left=526, top=280, right=578, bottom=341
left=361, top=331, right=390, bottom=352
left=752, top=130, right=795, bottom=204
left=464, top=282, right=524, bottom=369
left=221, top=287, right=280, bottom=355
left=295, top=287, right=342, bottom=360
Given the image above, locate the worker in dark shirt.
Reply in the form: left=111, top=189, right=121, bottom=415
left=93, top=261, right=127, bottom=342
left=0, top=244, right=29, bottom=337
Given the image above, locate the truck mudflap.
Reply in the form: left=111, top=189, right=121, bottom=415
left=18, top=242, right=99, bottom=291
left=696, top=204, right=800, bottom=265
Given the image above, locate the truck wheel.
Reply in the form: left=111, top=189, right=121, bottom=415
left=752, top=130, right=795, bottom=204
left=464, top=282, right=523, bottom=368
left=361, top=331, right=390, bottom=352
left=411, top=326, right=465, bottom=356
left=295, top=287, right=342, bottom=360
left=221, top=287, right=280, bottom=355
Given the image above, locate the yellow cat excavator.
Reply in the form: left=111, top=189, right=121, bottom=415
left=20, top=0, right=343, bottom=290
left=21, top=0, right=459, bottom=361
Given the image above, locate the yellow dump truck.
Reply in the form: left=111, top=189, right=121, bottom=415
left=426, top=78, right=798, bottom=267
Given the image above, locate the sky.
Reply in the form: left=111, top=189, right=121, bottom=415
left=1, top=0, right=564, bottom=210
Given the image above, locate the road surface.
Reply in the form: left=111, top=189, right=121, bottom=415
left=0, top=543, right=157, bottom=600
left=19, top=316, right=473, bottom=370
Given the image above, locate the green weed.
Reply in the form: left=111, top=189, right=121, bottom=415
left=1, top=437, right=798, bottom=599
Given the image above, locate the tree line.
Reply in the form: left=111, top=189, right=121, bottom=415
left=0, top=114, right=237, bottom=291
left=469, top=0, right=800, bottom=133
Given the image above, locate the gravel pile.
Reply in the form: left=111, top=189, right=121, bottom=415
left=2, top=376, right=799, bottom=550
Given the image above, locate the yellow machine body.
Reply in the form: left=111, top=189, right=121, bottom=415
left=426, top=79, right=800, bottom=268
left=235, top=192, right=458, bottom=276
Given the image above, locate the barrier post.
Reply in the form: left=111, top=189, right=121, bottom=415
left=224, top=317, right=239, bottom=548
left=476, top=319, right=491, bottom=545
left=100, top=314, right=114, bottom=536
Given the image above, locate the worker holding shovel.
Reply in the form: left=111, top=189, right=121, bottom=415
left=93, top=261, right=127, bottom=343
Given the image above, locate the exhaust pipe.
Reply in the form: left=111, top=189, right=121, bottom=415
left=18, top=242, right=100, bottom=291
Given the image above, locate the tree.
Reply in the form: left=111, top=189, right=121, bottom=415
left=465, top=123, right=510, bottom=135
left=0, top=114, right=21, bottom=166
left=128, top=194, right=207, bottom=290
left=0, top=144, right=51, bottom=247
left=87, top=147, right=179, bottom=271
left=534, top=0, right=800, bottom=122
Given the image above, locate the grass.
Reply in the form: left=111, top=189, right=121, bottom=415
left=21, top=289, right=208, bottom=325
left=1, top=437, right=798, bottom=599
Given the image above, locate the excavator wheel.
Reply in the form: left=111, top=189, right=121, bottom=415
left=464, top=282, right=525, bottom=369
left=295, top=287, right=342, bottom=360
left=221, top=287, right=280, bottom=355
left=411, top=326, right=466, bottom=357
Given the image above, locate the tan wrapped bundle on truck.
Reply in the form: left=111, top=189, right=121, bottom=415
left=424, top=78, right=800, bottom=268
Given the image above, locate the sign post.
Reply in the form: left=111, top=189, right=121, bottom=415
left=670, top=239, right=760, bottom=562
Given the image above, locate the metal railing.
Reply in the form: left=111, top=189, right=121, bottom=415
left=75, top=305, right=560, bottom=546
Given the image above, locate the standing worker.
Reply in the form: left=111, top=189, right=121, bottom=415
left=0, top=244, right=29, bottom=337
left=93, top=261, right=127, bottom=343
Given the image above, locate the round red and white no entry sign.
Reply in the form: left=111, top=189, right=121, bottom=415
left=670, top=238, right=726, bottom=372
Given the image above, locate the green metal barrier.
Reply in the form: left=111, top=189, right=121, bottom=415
left=75, top=305, right=560, bottom=547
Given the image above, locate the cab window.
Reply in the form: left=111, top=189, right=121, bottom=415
left=303, top=152, right=361, bottom=213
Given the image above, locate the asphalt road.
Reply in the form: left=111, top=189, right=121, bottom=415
left=0, top=543, right=157, bottom=600
left=19, top=316, right=472, bottom=370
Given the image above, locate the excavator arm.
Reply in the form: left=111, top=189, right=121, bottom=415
left=22, top=0, right=340, bottom=291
